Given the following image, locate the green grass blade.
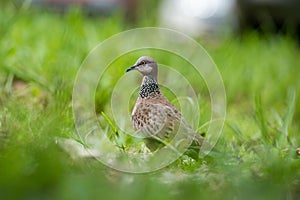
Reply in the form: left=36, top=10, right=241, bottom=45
left=282, top=89, right=296, bottom=144
left=101, top=111, right=119, bottom=137
left=254, top=94, right=271, bottom=144
left=226, top=121, right=245, bottom=142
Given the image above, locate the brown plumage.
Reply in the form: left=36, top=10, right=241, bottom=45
left=126, top=56, right=204, bottom=153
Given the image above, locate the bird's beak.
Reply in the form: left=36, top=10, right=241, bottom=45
left=126, top=65, right=137, bottom=73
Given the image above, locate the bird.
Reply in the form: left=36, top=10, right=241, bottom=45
left=126, top=56, right=205, bottom=158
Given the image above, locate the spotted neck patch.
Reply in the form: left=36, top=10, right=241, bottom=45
left=139, top=76, right=160, bottom=98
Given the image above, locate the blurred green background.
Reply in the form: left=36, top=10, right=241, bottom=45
left=0, top=0, right=300, bottom=199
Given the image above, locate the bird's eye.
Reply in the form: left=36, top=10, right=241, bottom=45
left=140, top=61, right=146, bottom=65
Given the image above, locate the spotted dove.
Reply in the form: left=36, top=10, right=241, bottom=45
left=126, top=56, right=204, bottom=154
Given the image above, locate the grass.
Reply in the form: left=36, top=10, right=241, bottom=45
left=0, top=2, right=300, bottom=200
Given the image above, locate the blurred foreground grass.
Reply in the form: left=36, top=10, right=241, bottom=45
left=0, top=3, right=300, bottom=200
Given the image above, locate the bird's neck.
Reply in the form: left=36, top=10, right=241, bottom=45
left=139, top=75, right=160, bottom=98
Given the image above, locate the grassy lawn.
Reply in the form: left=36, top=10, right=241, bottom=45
left=0, top=2, right=300, bottom=200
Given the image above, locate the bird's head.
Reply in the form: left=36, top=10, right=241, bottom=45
left=126, top=56, right=158, bottom=80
